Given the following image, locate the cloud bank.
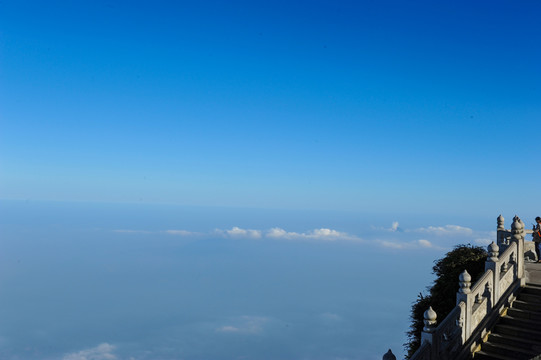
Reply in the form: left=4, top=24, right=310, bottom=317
left=412, top=225, right=474, bottom=236
left=114, top=221, right=496, bottom=251
left=266, top=227, right=359, bottom=241
left=216, top=316, right=269, bottom=334
left=115, top=226, right=361, bottom=242
left=374, top=221, right=496, bottom=250
left=215, top=226, right=263, bottom=239
left=63, top=343, right=117, bottom=360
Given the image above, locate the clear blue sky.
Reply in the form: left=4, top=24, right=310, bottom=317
left=1, top=0, right=540, bottom=215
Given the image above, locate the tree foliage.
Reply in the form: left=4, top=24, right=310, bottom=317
left=405, top=244, right=487, bottom=358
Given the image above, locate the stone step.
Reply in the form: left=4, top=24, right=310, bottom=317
left=482, top=341, right=539, bottom=358
left=507, top=307, right=541, bottom=322
left=471, top=282, right=541, bottom=360
left=473, top=350, right=523, bottom=360
left=518, top=292, right=541, bottom=304
left=495, top=323, right=541, bottom=341
left=526, top=282, right=541, bottom=288
left=487, top=333, right=541, bottom=353
left=499, top=315, right=541, bottom=331
left=513, top=299, right=540, bottom=312
left=523, top=284, right=541, bottom=296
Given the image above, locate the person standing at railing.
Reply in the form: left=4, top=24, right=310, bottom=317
left=533, top=216, right=541, bottom=262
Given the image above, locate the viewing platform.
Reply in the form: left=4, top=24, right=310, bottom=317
left=526, top=262, right=541, bottom=286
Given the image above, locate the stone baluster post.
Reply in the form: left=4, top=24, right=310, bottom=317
left=497, top=214, right=504, bottom=230
left=511, top=216, right=525, bottom=282
left=421, top=306, right=437, bottom=355
left=497, top=214, right=505, bottom=246
left=456, top=270, right=472, bottom=339
left=485, top=242, right=500, bottom=305
left=382, top=349, right=396, bottom=360
left=519, top=217, right=525, bottom=280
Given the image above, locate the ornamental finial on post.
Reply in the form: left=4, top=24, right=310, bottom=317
left=497, top=214, right=504, bottom=230
left=459, top=270, right=472, bottom=294
left=512, top=215, right=524, bottom=242
left=512, top=215, right=519, bottom=230
left=488, top=242, right=499, bottom=262
left=511, top=215, right=524, bottom=230
left=423, top=306, right=437, bottom=332
left=382, top=349, right=397, bottom=360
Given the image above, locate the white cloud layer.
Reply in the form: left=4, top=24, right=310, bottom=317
left=216, top=226, right=263, bottom=239
left=266, top=227, right=360, bottom=241
left=216, top=316, right=269, bottom=334
left=379, top=240, right=406, bottom=249
left=418, top=239, right=433, bottom=248
left=379, top=239, right=435, bottom=249
left=371, top=221, right=403, bottom=232
left=373, top=223, right=499, bottom=251
left=209, top=227, right=361, bottom=242
left=113, top=226, right=359, bottom=242
left=412, top=225, right=474, bottom=236
left=63, top=343, right=117, bottom=360
left=112, top=223, right=496, bottom=251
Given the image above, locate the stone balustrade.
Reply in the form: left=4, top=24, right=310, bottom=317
left=390, top=215, right=529, bottom=360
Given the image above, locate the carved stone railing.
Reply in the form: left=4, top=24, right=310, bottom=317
left=407, top=215, right=527, bottom=360
left=412, top=342, right=431, bottom=360
left=429, top=302, right=465, bottom=359
left=467, top=269, right=494, bottom=334
left=498, top=242, right=518, bottom=297
left=498, top=213, right=534, bottom=254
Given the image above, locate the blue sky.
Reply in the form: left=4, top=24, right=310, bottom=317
left=1, top=1, right=541, bottom=359
left=1, top=0, right=540, bottom=214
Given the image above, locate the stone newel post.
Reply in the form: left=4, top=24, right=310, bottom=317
left=382, top=349, right=397, bottom=360
left=456, top=270, right=472, bottom=338
left=511, top=216, right=525, bottom=282
left=485, top=241, right=500, bottom=304
left=421, top=306, right=437, bottom=345
left=497, top=214, right=505, bottom=245
left=497, top=214, right=504, bottom=230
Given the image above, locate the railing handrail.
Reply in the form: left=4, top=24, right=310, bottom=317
left=470, top=269, right=492, bottom=295
left=436, top=302, right=462, bottom=330
left=499, top=240, right=517, bottom=261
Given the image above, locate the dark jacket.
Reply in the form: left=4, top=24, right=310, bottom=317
left=534, top=224, right=541, bottom=243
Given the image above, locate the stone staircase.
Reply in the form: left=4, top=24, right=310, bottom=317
left=473, top=283, right=541, bottom=360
